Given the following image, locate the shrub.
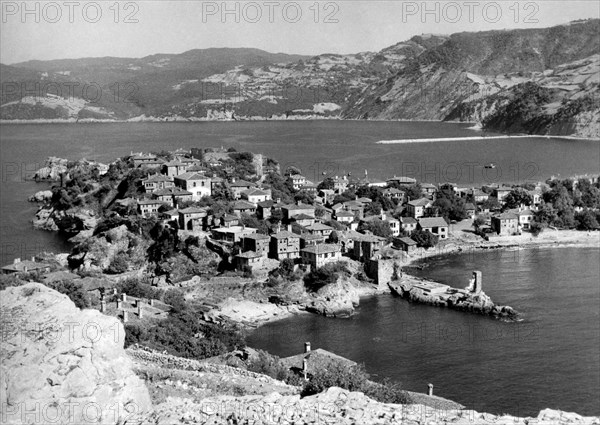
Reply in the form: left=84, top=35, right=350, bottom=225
left=47, top=280, right=90, bottom=309
left=301, top=359, right=410, bottom=404
left=106, top=255, right=129, bottom=274
left=247, top=350, right=303, bottom=385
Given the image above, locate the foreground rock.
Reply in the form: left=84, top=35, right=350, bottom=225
left=0, top=283, right=152, bottom=424
left=144, top=385, right=600, bottom=425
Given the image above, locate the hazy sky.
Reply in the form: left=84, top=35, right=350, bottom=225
left=1, top=1, right=598, bottom=64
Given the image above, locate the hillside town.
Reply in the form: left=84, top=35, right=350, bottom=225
left=6, top=147, right=600, bottom=282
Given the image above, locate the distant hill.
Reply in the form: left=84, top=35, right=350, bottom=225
left=2, top=21, right=598, bottom=137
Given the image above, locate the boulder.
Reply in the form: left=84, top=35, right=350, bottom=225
left=28, top=190, right=53, bottom=202
left=0, top=283, right=152, bottom=424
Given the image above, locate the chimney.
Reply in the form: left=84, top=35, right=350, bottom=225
left=287, top=224, right=292, bottom=232
left=31, top=256, right=35, bottom=262
left=14, top=258, right=20, bottom=264
left=297, top=200, right=301, bottom=206
left=150, top=299, right=155, bottom=307
left=428, top=384, right=434, bottom=396
left=113, top=288, right=118, bottom=295
left=123, top=311, right=128, bottom=323
left=381, top=212, right=387, bottom=221
left=122, top=293, right=127, bottom=302
left=138, top=303, right=143, bottom=319
left=117, top=300, right=122, bottom=309
left=355, top=195, right=358, bottom=201
left=304, top=342, right=311, bottom=353
left=276, top=197, right=281, bottom=204
left=100, top=299, right=107, bottom=313
left=231, top=177, right=236, bottom=183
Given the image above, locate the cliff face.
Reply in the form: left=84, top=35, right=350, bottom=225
left=0, top=283, right=152, bottom=425
left=342, top=20, right=600, bottom=136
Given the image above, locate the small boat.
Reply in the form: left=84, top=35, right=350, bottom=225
left=484, top=163, right=496, bottom=169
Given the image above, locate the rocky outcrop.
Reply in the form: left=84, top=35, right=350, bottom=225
left=389, top=275, right=519, bottom=320
left=306, top=278, right=361, bottom=318
left=32, top=157, right=68, bottom=181
left=144, top=385, right=600, bottom=425
left=0, top=283, right=152, bottom=424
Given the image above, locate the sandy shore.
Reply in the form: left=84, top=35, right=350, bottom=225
left=402, top=228, right=600, bottom=267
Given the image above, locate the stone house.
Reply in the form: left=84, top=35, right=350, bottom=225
left=304, top=223, right=334, bottom=241
left=2, top=258, right=51, bottom=274
left=270, top=231, right=301, bottom=260
left=300, top=244, right=342, bottom=269
left=386, top=176, right=416, bottom=186
left=292, top=213, right=316, bottom=227
left=178, top=207, right=208, bottom=231
left=352, top=233, right=386, bottom=261
left=235, top=251, right=264, bottom=271
left=229, top=179, right=256, bottom=199
left=281, top=202, right=316, bottom=222
left=212, top=226, right=257, bottom=243
left=394, top=237, right=417, bottom=252
left=257, top=200, right=275, bottom=219
left=417, top=217, right=449, bottom=239
left=233, top=200, right=257, bottom=217
left=242, top=233, right=271, bottom=257
left=131, top=153, right=158, bottom=167
left=421, top=183, right=437, bottom=197
left=152, top=187, right=193, bottom=208
left=491, top=212, right=520, bottom=236
left=163, top=160, right=189, bottom=177
left=174, top=172, right=212, bottom=200
left=382, top=188, right=405, bottom=201
left=465, top=203, right=477, bottom=219
left=142, top=174, right=175, bottom=193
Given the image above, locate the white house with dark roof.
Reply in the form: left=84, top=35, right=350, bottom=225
left=174, top=172, right=212, bottom=200
left=417, top=217, right=449, bottom=239
left=400, top=217, right=418, bottom=233
left=241, top=188, right=272, bottom=205
left=386, top=176, right=417, bottom=186
left=288, top=174, right=307, bottom=190
left=382, top=188, right=405, bottom=201
left=407, top=198, right=433, bottom=218
left=304, top=223, right=334, bottom=241
left=229, top=179, right=256, bottom=199
left=301, top=244, right=341, bottom=269
left=334, top=210, right=355, bottom=223
left=138, top=199, right=167, bottom=217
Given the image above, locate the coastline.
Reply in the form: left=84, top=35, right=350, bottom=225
left=240, top=230, right=599, bottom=329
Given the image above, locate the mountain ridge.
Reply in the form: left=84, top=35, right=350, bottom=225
left=2, top=19, right=598, bottom=136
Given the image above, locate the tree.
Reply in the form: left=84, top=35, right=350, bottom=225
left=472, top=216, right=486, bottom=231
left=317, top=177, right=335, bottom=191
left=575, top=209, right=599, bottom=230
left=358, top=219, right=392, bottom=238
left=328, top=230, right=339, bottom=243
left=410, top=229, right=438, bottom=248
left=504, top=188, right=533, bottom=209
